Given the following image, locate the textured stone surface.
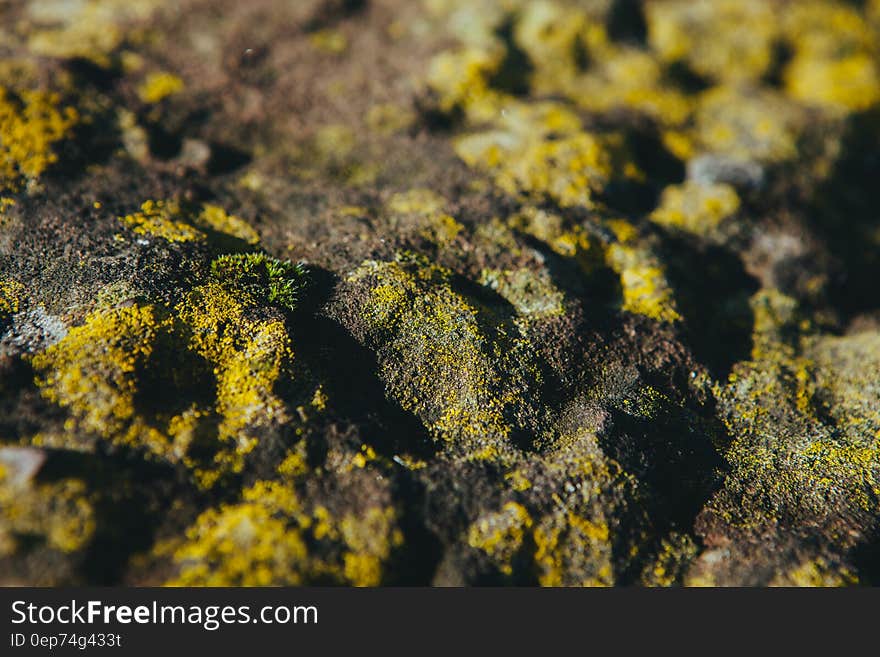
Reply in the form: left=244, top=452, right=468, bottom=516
left=1, top=0, right=879, bottom=586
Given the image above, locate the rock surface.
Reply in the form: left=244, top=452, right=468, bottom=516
left=1, top=0, right=879, bottom=586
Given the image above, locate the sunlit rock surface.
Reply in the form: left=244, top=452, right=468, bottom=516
left=1, top=0, right=879, bottom=586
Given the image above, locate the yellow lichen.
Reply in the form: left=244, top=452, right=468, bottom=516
left=693, top=85, right=803, bottom=163
left=387, top=189, right=447, bottom=216
left=568, top=47, right=691, bottom=126
left=646, top=0, right=777, bottom=83
left=176, top=283, right=293, bottom=486
left=781, top=2, right=880, bottom=112
left=168, top=482, right=310, bottom=586
left=366, top=103, right=416, bottom=135
left=508, top=206, right=601, bottom=274
left=31, top=275, right=295, bottom=489
left=0, top=465, right=95, bottom=556
left=26, top=0, right=160, bottom=65
left=386, top=189, right=463, bottom=245
left=138, top=72, right=184, bottom=104
left=119, top=200, right=205, bottom=243
left=603, top=220, right=680, bottom=322
left=0, top=87, right=78, bottom=189
left=641, top=533, right=698, bottom=587
left=347, top=252, right=542, bottom=461
left=533, top=511, right=614, bottom=587
left=785, top=53, right=880, bottom=112
left=480, top=268, right=565, bottom=318
left=467, top=502, right=532, bottom=575
left=426, top=46, right=507, bottom=120
left=650, top=182, right=740, bottom=236
left=455, top=102, right=613, bottom=208
left=309, top=29, right=348, bottom=55
left=770, top=558, right=858, bottom=587
left=0, top=279, right=24, bottom=318
left=167, top=480, right=401, bottom=586
left=197, top=204, right=260, bottom=245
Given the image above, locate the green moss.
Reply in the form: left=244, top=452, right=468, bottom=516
left=210, top=253, right=308, bottom=313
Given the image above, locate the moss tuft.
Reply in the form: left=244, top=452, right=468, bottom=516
left=210, top=253, right=308, bottom=313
